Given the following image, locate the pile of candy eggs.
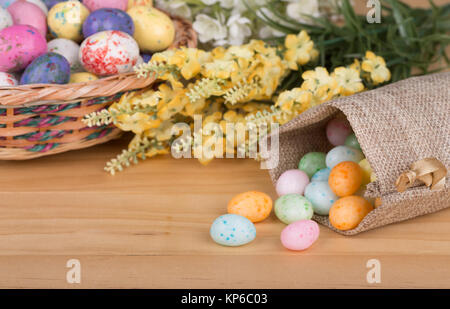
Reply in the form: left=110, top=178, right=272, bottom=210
left=276, top=118, right=377, bottom=232
left=0, top=0, right=174, bottom=87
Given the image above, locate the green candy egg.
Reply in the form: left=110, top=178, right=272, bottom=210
left=274, top=194, right=314, bottom=225
left=345, top=133, right=361, bottom=150
left=298, top=152, right=327, bottom=178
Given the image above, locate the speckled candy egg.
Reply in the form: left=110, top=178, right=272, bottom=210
left=20, top=52, right=70, bottom=84
left=27, top=0, right=48, bottom=15
left=79, top=30, right=139, bottom=76
left=210, top=214, right=256, bottom=247
left=127, top=6, right=174, bottom=52
left=48, top=1, right=90, bottom=42
left=43, top=0, right=65, bottom=9
left=141, top=52, right=151, bottom=63
left=127, top=0, right=152, bottom=9
left=329, top=196, right=373, bottom=231
left=227, top=191, right=272, bottom=223
left=48, top=38, right=81, bottom=71
left=329, top=161, right=363, bottom=197
left=298, top=152, right=327, bottom=179
left=82, top=8, right=134, bottom=38
left=276, top=169, right=309, bottom=196
left=344, top=133, right=361, bottom=150
left=0, top=7, right=12, bottom=30
left=0, top=72, right=18, bottom=86
left=281, top=220, right=319, bottom=251
left=0, top=25, right=47, bottom=72
left=326, top=145, right=364, bottom=169
left=304, top=181, right=338, bottom=215
left=69, top=71, right=98, bottom=83
left=311, top=168, right=331, bottom=182
left=7, top=0, right=47, bottom=36
left=326, top=118, right=352, bottom=146
left=274, top=194, right=313, bottom=225
left=83, top=0, right=127, bottom=11
left=358, top=159, right=373, bottom=186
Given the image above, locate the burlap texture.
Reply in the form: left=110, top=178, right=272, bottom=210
left=268, top=72, right=450, bottom=235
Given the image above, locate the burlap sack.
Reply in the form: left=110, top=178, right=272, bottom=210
left=268, top=72, right=450, bottom=235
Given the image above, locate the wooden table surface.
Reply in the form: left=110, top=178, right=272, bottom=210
left=1, top=0, right=449, bottom=289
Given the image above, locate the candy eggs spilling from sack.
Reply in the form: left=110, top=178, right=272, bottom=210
left=7, top=0, right=47, bottom=36
left=83, top=0, right=128, bottom=12
left=275, top=194, right=313, bottom=225
left=47, top=38, right=81, bottom=71
left=210, top=214, right=256, bottom=247
left=281, top=220, right=319, bottom=251
left=48, top=1, right=90, bottom=42
left=227, top=191, right=272, bottom=223
left=328, top=161, right=363, bottom=197
left=69, top=71, right=98, bottom=83
left=0, top=72, right=18, bottom=86
left=0, top=25, right=47, bottom=72
left=79, top=30, right=139, bottom=76
left=20, top=52, right=70, bottom=84
left=326, top=145, right=364, bottom=169
left=82, top=8, right=134, bottom=38
left=329, top=196, right=373, bottom=230
left=276, top=169, right=309, bottom=196
left=127, top=6, right=174, bottom=52
left=298, top=152, right=327, bottom=178
left=0, top=7, right=12, bottom=30
left=311, top=168, right=331, bottom=182
left=304, top=181, right=338, bottom=215
left=326, top=118, right=352, bottom=146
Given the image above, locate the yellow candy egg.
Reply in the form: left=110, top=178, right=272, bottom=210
left=358, top=159, right=373, bottom=186
left=69, top=72, right=98, bottom=83
left=127, top=6, right=175, bottom=52
left=329, top=161, right=363, bottom=197
left=128, top=0, right=153, bottom=9
left=227, top=191, right=273, bottom=223
left=48, top=1, right=90, bottom=42
left=329, top=196, right=373, bottom=231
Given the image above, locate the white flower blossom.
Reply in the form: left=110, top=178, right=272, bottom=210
left=155, top=0, right=192, bottom=19
left=286, top=0, right=321, bottom=24
left=193, top=14, right=228, bottom=44
left=226, top=14, right=252, bottom=45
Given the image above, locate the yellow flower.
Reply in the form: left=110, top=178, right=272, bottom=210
left=284, top=30, right=316, bottom=70
left=361, top=51, right=391, bottom=85
left=115, top=112, right=161, bottom=134
left=301, top=67, right=338, bottom=105
left=202, top=60, right=238, bottom=79
left=349, top=59, right=361, bottom=72
left=332, top=67, right=365, bottom=96
left=169, top=48, right=212, bottom=80
left=276, top=88, right=312, bottom=112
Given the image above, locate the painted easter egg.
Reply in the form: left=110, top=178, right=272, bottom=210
left=42, top=0, right=65, bottom=9
left=7, top=0, right=47, bottom=36
left=326, top=145, right=364, bottom=169
left=274, top=194, right=313, bottom=225
left=136, top=55, right=143, bottom=65
left=47, top=1, right=90, bottom=42
left=127, top=0, right=152, bottom=9
left=311, top=168, right=331, bottom=182
left=358, top=158, right=373, bottom=186
left=281, top=220, right=319, bottom=251
left=79, top=30, right=139, bottom=76
left=0, top=0, right=15, bottom=8
left=69, top=71, right=98, bottom=83
left=329, top=196, right=373, bottom=231
left=0, top=7, right=12, bottom=30
left=304, top=181, right=338, bottom=215
left=326, top=118, right=352, bottom=146
left=83, top=0, right=128, bottom=11
left=127, top=6, right=174, bottom=52
left=227, top=191, right=272, bottom=223
left=210, top=214, right=256, bottom=247
left=20, top=52, right=71, bottom=84
left=276, top=169, right=309, bottom=196
left=344, top=133, right=361, bottom=150
left=0, top=72, right=18, bottom=86
left=47, top=38, right=81, bottom=71
left=0, top=25, right=47, bottom=72
left=27, top=0, right=48, bottom=15
left=298, top=152, right=327, bottom=179
left=82, top=8, right=134, bottom=38
left=329, top=161, right=363, bottom=197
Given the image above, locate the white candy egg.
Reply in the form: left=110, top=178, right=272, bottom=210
left=0, top=7, right=12, bottom=30
left=48, top=38, right=82, bottom=72
left=0, top=72, right=18, bottom=87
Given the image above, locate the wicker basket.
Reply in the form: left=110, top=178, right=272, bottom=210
left=0, top=15, right=197, bottom=160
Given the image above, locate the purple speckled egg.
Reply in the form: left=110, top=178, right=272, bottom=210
left=276, top=169, right=310, bottom=196
left=141, top=53, right=151, bottom=63
left=82, top=0, right=127, bottom=12
left=326, top=118, right=352, bottom=146
left=83, top=8, right=134, bottom=37
left=7, top=0, right=47, bottom=36
left=20, top=52, right=70, bottom=84
left=0, top=25, right=47, bottom=72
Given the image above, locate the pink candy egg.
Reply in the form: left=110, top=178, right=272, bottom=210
left=276, top=169, right=310, bottom=196
left=326, top=118, right=352, bottom=146
left=7, top=0, right=47, bottom=36
left=0, top=25, right=47, bottom=72
left=83, top=0, right=128, bottom=11
left=281, top=220, right=319, bottom=251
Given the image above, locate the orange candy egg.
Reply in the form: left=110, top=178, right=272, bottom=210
left=227, top=191, right=273, bottom=223
left=329, top=196, right=374, bottom=231
left=329, top=161, right=363, bottom=197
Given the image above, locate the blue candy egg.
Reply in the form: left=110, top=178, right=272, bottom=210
left=141, top=53, right=152, bottom=63
left=20, top=52, right=70, bottom=85
left=304, top=181, right=339, bottom=215
left=210, top=214, right=256, bottom=247
left=42, top=0, right=64, bottom=9
left=326, top=145, right=364, bottom=169
left=311, top=168, right=331, bottom=182
left=83, top=8, right=134, bottom=38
